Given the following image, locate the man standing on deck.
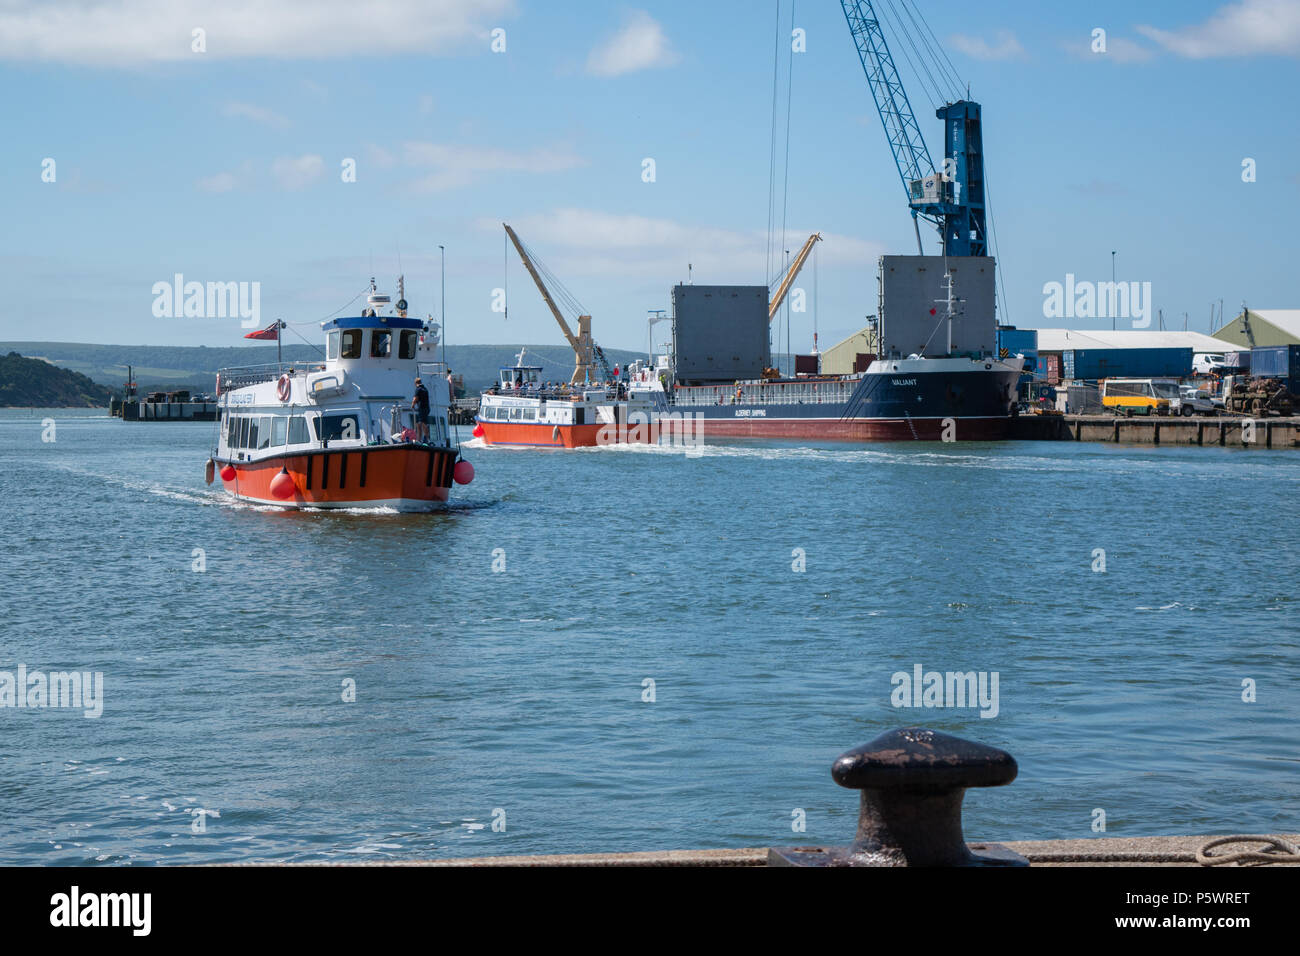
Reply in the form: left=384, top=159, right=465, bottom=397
left=412, top=377, right=430, bottom=443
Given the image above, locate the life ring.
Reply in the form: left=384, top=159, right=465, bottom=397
left=277, top=374, right=291, bottom=402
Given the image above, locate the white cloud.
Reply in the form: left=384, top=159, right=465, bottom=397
left=483, top=208, right=886, bottom=280
left=197, top=171, right=237, bottom=193
left=1099, top=37, right=1157, bottom=63
left=383, top=142, right=587, bottom=192
left=271, top=154, right=325, bottom=190
left=1064, top=34, right=1156, bottom=63
left=587, top=10, right=680, bottom=77
left=0, top=0, right=516, bottom=65
left=1137, top=0, right=1300, bottom=58
left=221, top=102, right=289, bottom=129
left=948, top=30, right=1026, bottom=61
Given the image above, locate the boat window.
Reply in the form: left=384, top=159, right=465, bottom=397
left=238, top=416, right=251, bottom=448
left=246, top=417, right=259, bottom=449
left=341, top=330, right=362, bottom=359
left=315, top=413, right=360, bottom=442
left=288, top=416, right=308, bottom=444
left=271, top=416, right=288, bottom=446
left=327, top=331, right=340, bottom=360
left=258, top=416, right=273, bottom=449
left=399, top=330, right=418, bottom=359
left=509, top=407, right=522, bottom=420
left=522, top=407, right=536, bottom=421
left=370, top=330, right=391, bottom=358
left=227, top=416, right=238, bottom=446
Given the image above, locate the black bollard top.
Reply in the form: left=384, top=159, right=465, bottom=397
left=832, top=727, right=1017, bottom=792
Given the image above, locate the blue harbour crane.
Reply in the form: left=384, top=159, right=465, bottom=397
left=840, top=0, right=987, bottom=258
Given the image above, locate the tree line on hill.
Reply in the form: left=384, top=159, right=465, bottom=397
left=0, top=352, right=116, bottom=407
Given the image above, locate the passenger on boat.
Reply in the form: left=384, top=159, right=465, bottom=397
left=412, top=378, right=430, bottom=443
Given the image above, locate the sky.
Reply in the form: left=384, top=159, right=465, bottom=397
left=1, top=0, right=1298, bottom=354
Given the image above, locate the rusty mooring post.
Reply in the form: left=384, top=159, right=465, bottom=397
left=768, top=727, right=1028, bottom=867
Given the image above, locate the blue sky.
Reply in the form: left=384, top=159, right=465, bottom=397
left=2, top=0, right=1298, bottom=353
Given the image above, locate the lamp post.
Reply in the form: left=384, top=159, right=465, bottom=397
left=1110, top=251, right=1116, bottom=331
left=439, top=245, right=446, bottom=366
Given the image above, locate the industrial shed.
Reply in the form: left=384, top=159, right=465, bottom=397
left=1212, top=309, right=1300, bottom=348
left=1034, top=329, right=1235, bottom=353
left=818, top=327, right=878, bottom=376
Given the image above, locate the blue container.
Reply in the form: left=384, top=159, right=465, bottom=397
left=1062, top=347, right=1192, bottom=381
left=1249, top=345, right=1300, bottom=392
left=997, top=326, right=1038, bottom=384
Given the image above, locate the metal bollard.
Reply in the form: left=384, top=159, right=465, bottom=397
left=769, top=727, right=1028, bottom=867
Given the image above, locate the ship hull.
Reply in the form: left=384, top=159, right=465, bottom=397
left=658, top=359, right=1023, bottom=443
left=660, top=415, right=1014, bottom=441
left=214, top=444, right=456, bottom=510
left=476, top=421, right=661, bottom=448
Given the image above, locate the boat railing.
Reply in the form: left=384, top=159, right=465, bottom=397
left=670, top=377, right=860, bottom=407
left=216, top=362, right=325, bottom=393
left=483, top=385, right=603, bottom=402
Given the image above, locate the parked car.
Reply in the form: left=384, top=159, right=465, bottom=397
left=1173, top=385, right=1217, bottom=416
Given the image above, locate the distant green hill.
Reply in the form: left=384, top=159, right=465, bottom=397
left=0, top=352, right=116, bottom=407
left=0, top=342, right=652, bottom=394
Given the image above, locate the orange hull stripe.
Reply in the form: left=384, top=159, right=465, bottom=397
left=220, top=447, right=451, bottom=504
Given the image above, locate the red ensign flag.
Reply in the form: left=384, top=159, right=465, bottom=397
left=244, top=321, right=282, bottom=340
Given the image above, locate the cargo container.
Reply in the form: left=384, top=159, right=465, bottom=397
left=1221, top=350, right=1251, bottom=372
left=996, top=326, right=1037, bottom=385
left=1062, top=347, right=1192, bottom=381
left=1248, top=345, right=1300, bottom=393
left=1037, top=353, right=1061, bottom=384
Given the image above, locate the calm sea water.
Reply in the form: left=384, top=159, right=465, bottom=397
left=0, top=408, right=1296, bottom=865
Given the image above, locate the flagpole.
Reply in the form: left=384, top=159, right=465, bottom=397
left=277, top=321, right=282, bottom=368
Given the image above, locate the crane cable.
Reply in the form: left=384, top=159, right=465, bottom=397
left=779, top=0, right=797, bottom=374
left=765, top=0, right=783, bottom=286
left=901, top=0, right=964, bottom=99
left=876, top=0, right=943, bottom=111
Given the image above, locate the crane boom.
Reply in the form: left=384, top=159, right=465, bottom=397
left=503, top=223, right=597, bottom=384
left=769, top=233, right=822, bottom=321
left=840, top=1, right=935, bottom=209
left=840, top=0, right=987, bottom=258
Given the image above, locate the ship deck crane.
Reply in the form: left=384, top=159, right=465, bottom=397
left=503, top=223, right=609, bottom=384
left=768, top=232, right=822, bottom=321
left=840, top=0, right=986, bottom=258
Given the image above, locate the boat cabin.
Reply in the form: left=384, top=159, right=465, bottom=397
left=499, top=363, right=544, bottom=391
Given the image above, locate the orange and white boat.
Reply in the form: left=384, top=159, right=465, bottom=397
left=472, top=350, right=659, bottom=448
left=206, top=278, right=474, bottom=510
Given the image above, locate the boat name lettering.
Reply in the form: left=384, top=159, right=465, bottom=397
left=735, top=409, right=766, bottom=417
left=891, top=379, right=917, bottom=386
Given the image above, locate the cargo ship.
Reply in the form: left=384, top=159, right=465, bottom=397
left=638, top=266, right=1026, bottom=442
left=639, top=354, right=1024, bottom=442
left=207, top=278, right=474, bottom=509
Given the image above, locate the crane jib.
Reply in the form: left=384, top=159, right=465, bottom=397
left=839, top=0, right=987, bottom=259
